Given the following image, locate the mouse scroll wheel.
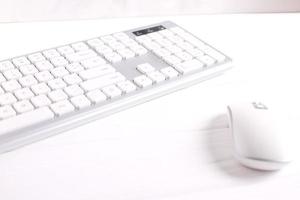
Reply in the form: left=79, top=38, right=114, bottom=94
left=252, top=102, right=268, bottom=110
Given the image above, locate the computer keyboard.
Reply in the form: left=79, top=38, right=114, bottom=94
left=0, top=21, right=232, bottom=153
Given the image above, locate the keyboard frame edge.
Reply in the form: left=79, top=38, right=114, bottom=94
left=0, top=21, right=233, bottom=153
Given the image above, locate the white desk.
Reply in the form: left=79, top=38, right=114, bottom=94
left=1, top=14, right=300, bottom=199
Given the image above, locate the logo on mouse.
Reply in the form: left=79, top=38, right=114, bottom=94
left=252, top=102, right=268, bottom=110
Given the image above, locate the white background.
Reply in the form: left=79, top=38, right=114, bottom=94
left=0, top=0, right=300, bottom=22
left=1, top=14, right=300, bottom=199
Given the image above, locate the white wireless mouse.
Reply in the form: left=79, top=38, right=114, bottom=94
left=227, top=102, right=293, bottom=170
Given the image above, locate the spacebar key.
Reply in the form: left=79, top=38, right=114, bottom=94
left=0, top=107, right=55, bottom=137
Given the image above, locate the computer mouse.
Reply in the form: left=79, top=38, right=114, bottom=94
left=227, top=102, right=294, bottom=170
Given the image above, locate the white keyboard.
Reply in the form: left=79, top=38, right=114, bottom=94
left=0, top=21, right=232, bottom=153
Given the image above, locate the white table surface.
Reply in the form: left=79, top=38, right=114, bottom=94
left=1, top=14, right=300, bottom=200
left=1, top=0, right=300, bottom=22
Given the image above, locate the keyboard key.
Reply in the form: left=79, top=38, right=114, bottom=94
left=148, top=32, right=163, bottom=40
left=159, top=29, right=174, bottom=38
left=79, top=65, right=115, bottom=80
left=155, top=38, right=173, bottom=47
left=147, top=71, right=166, bottom=83
left=86, top=90, right=107, bottom=104
left=113, top=32, right=130, bottom=41
left=14, top=88, right=34, bottom=100
left=0, top=93, right=17, bottom=105
left=0, top=61, right=15, bottom=72
left=95, top=45, right=113, bottom=55
left=121, top=39, right=139, bottom=47
left=57, top=46, right=75, bottom=55
left=3, top=69, right=22, bottom=80
left=109, top=41, right=126, bottom=50
left=129, top=45, right=148, bottom=56
left=163, top=55, right=182, bottom=66
left=198, top=55, right=216, bottom=66
left=66, top=63, right=84, bottom=73
left=102, top=85, right=122, bottom=98
left=87, top=38, right=104, bottom=47
left=165, top=45, right=182, bottom=54
left=0, top=105, right=16, bottom=120
left=80, top=72, right=126, bottom=91
left=142, top=41, right=161, bottom=51
left=175, top=51, right=193, bottom=61
left=12, top=57, right=30, bottom=67
left=103, top=52, right=122, bottom=63
left=63, top=74, right=82, bottom=85
left=186, top=48, right=205, bottom=58
left=70, top=95, right=91, bottom=109
left=117, top=80, right=137, bottom=93
left=81, top=57, right=106, bottom=69
left=35, top=71, right=54, bottom=82
left=202, top=46, right=226, bottom=62
left=137, top=63, right=155, bottom=74
left=31, top=83, right=51, bottom=95
left=28, top=53, right=46, bottom=63
left=177, top=33, right=206, bottom=49
left=177, top=42, right=194, bottom=51
left=64, top=85, right=84, bottom=97
left=174, top=59, right=204, bottom=74
left=50, top=100, right=75, bottom=116
left=48, top=78, right=67, bottom=90
left=153, top=48, right=171, bottom=58
left=31, top=95, right=52, bottom=108
left=2, top=80, right=21, bottom=92
left=50, top=67, right=69, bottom=78
left=100, top=35, right=117, bottom=43
left=13, top=100, right=34, bottom=113
left=43, top=49, right=60, bottom=58
left=0, top=107, right=55, bottom=136
left=35, top=60, right=54, bottom=71
left=135, top=35, right=152, bottom=44
left=0, top=74, right=6, bottom=83
left=19, top=64, right=38, bottom=75
left=160, top=67, right=179, bottom=79
left=66, top=50, right=97, bottom=62
left=50, top=56, right=69, bottom=67
left=117, top=48, right=135, bottom=59
left=167, top=35, right=184, bottom=44
left=133, top=75, right=153, bottom=88
left=48, top=89, right=68, bottom=102
left=170, top=27, right=186, bottom=36
left=71, top=42, right=89, bottom=52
